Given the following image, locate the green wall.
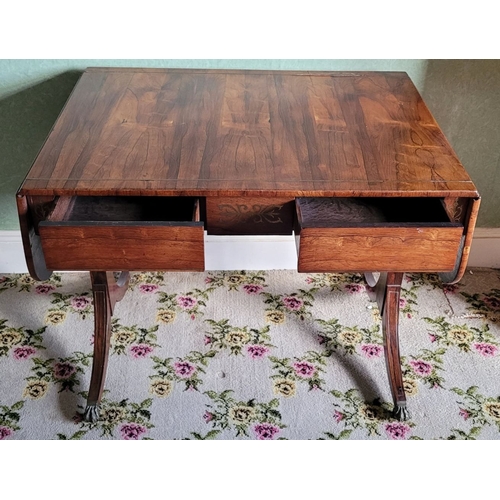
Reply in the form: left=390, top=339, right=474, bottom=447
left=0, top=59, right=497, bottom=230
left=422, top=60, right=500, bottom=227
left=0, top=59, right=429, bottom=100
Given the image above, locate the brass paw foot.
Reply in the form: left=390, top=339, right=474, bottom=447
left=83, top=404, right=100, bottom=423
left=392, top=402, right=410, bottom=421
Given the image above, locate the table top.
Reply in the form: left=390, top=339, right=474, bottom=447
left=19, top=67, right=478, bottom=198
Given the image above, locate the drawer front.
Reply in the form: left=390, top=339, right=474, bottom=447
left=39, top=224, right=204, bottom=271
left=295, top=197, right=464, bottom=273
left=206, top=196, right=294, bottom=235
left=296, top=226, right=464, bottom=273
left=38, top=196, right=204, bottom=271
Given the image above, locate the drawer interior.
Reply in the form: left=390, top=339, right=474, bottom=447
left=46, top=196, right=201, bottom=225
left=296, top=197, right=462, bottom=228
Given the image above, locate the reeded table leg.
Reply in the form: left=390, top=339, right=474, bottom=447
left=83, top=271, right=130, bottom=423
left=366, top=272, right=409, bottom=421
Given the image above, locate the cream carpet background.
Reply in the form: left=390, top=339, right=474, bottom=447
left=1, top=269, right=499, bottom=440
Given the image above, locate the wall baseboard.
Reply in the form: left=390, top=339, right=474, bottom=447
left=1, top=229, right=499, bottom=274
left=466, top=228, right=500, bottom=269
left=0, top=231, right=28, bottom=273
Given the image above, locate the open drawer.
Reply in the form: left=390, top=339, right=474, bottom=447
left=295, top=197, right=464, bottom=273
left=38, top=196, right=205, bottom=271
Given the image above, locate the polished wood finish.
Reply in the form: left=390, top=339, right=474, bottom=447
left=19, top=68, right=477, bottom=198
left=297, top=226, right=463, bottom=273
left=206, top=196, right=294, bottom=235
left=16, top=195, right=52, bottom=281
left=39, top=225, right=204, bottom=271
left=84, top=271, right=129, bottom=423
left=16, top=68, right=481, bottom=422
left=295, top=197, right=464, bottom=273
left=377, top=273, right=409, bottom=420
left=38, top=196, right=204, bottom=271
left=446, top=197, right=480, bottom=284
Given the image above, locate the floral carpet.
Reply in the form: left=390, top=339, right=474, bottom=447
left=1, top=268, right=499, bottom=440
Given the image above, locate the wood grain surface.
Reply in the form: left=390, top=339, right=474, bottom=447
left=205, top=196, right=294, bottom=234
left=38, top=224, right=205, bottom=271
left=296, top=226, right=464, bottom=273
left=18, top=68, right=478, bottom=198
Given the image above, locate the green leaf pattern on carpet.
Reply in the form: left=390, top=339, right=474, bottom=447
left=0, top=269, right=499, bottom=440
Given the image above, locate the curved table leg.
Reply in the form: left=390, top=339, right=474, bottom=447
left=381, top=272, right=409, bottom=420
left=365, top=272, right=409, bottom=420
left=83, top=271, right=130, bottom=423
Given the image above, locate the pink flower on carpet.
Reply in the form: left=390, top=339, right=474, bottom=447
left=282, top=296, right=303, bottom=311
left=483, top=296, right=500, bottom=310
left=129, top=344, right=153, bottom=358
left=443, top=284, right=459, bottom=294
left=459, top=408, right=470, bottom=420
left=409, top=359, right=433, bottom=376
left=253, top=423, right=280, bottom=440
left=305, top=277, right=314, bottom=284
left=72, top=413, right=83, bottom=424
left=0, top=426, right=13, bottom=440
left=243, top=284, right=263, bottom=295
left=203, top=411, right=214, bottom=423
left=53, top=362, right=77, bottom=379
left=174, top=361, right=196, bottom=378
left=399, top=298, right=406, bottom=307
left=70, top=296, right=92, bottom=311
left=293, top=361, right=316, bottom=378
left=361, top=344, right=383, bottom=358
left=407, top=314, right=412, bottom=319
left=345, top=284, right=364, bottom=294
left=120, top=423, right=147, bottom=440
left=247, top=345, right=269, bottom=359
left=204, top=336, right=212, bottom=345
left=473, top=343, right=498, bottom=357
left=177, top=296, right=197, bottom=309
left=334, top=410, right=344, bottom=423
left=204, top=277, right=213, bottom=284
left=428, top=334, right=436, bottom=343
left=138, top=284, right=159, bottom=294
left=35, top=284, right=56, bottom=294
left=384, top=422, right=411, bottom=440
left=12, top=346, right=36, bottom=360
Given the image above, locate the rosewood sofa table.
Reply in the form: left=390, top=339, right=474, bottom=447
left=16, top=68, right=480, bottom=422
